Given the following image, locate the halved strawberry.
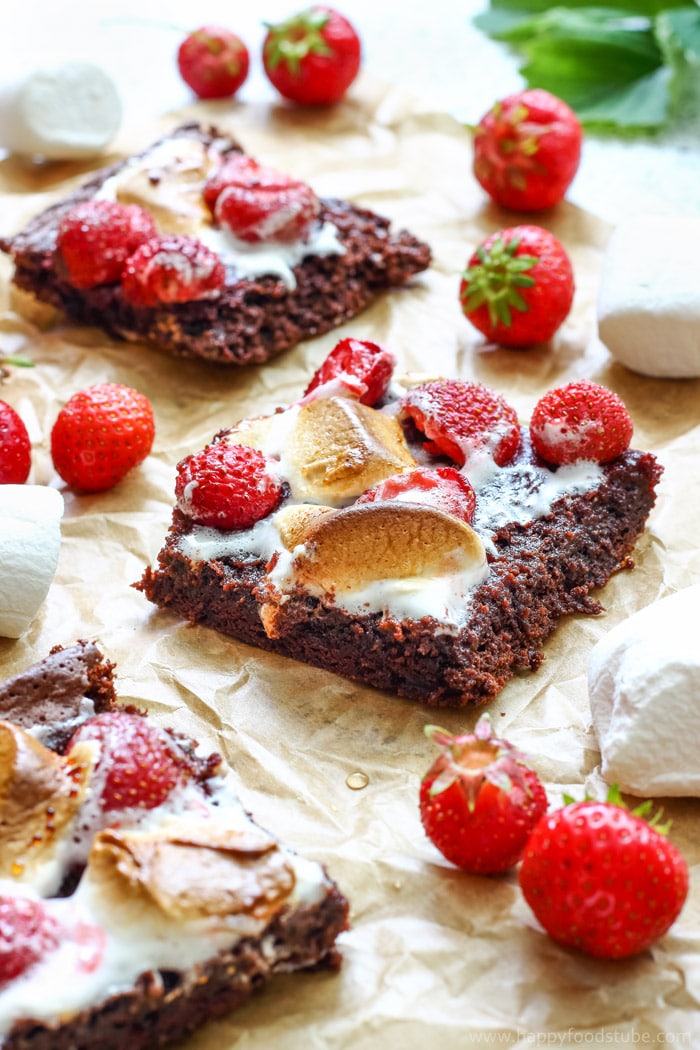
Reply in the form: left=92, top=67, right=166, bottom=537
left=175, top=441, right=283, bottom=530
left=357, top=466, right=476, bottom=524
left=419, top=714, right=547, bottom=875
left=400, top=379, right=520, bottom=467
left=205, top=155, right=320, bottom=244
left=121, top=235, right=225, bottom=308
left=67, top=711, right=194, bottom=812
left=303, top=337, right=395, bottom=406
left=529, top=380, right=633, bottom=465
left=56, top=200, right=157, bottom=289
left=0, top=896, right=60, bottom=983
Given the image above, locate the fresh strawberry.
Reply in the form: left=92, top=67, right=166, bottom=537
left=419, top=714, right=547, bottom=875
left=0, top=400, right=31, bottom=484
left=0, top=896, right=60, bottom=983
left=460, top=225, right=575, bottom=348
left=303, top=337, right=395, bottom=405
left=50, top=382, right=155, bottom=493
left=519, top=789, right=689, bottom=959
left=56, top=200, right=157, bottom=290
left=177, top=25, right=250, bottom=100
left=121, top=235, right=226, bottom=308
left=400, top=379, right=520, bottom=468
left=262, top=5, right=361, bottom=106
left=67, top=711, right=193, bottom=812
left=473, top=88, right=582, bottom=212
left=529, top=380, right=633, bottom=465
left=357, top=466, right=476, bottom=524
left=175, top=442, right=283, bottom=530
left=203, top=155, right=257, bottom=214
left=205, top=155, right=320, bottom=245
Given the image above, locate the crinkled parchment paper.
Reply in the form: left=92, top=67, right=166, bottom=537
left=0, top=75, right=698, bottom=1049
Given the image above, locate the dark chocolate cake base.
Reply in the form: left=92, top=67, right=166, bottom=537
left=137, top=450, right=662, bottom=709
left=0, top=124, right=431, bottom=366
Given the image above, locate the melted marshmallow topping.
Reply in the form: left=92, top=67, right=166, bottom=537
left=96, top=136, right=345, bottom=289
left=175, top=389, right=605, bottom=628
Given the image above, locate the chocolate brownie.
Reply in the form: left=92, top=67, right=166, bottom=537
left=0, top=123, right=431, bottom=366
left=0, top=644, right=349, bottom=1049
left=0, top=640, right=116, bottom=749
left=136, top=364, right=662, bottom=710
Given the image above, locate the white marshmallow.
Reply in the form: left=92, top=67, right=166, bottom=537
left=597, top=214, right=700, bottom=378
left=0, top=485, right=63, bottom=638
left=588, top=585, right=700, bottom=797
left=0, top=63, right=122, bottom=160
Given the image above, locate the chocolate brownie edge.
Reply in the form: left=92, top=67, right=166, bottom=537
left=3, top=885, right=349, bottom=1050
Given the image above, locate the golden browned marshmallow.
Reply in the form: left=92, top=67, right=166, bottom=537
left=281, top=502, right=486, bottom=593
left=114, top=138, right=219, bottom=237
left=273, top=503, right=336, bottom=550
left=89, top=820, right=296, bottom=923
left=0, top=720, right=91, bottom=877
left=288, top=397, right=416, bottom=503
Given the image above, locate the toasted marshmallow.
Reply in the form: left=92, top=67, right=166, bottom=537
left=104, top=136, right=219, bottom=237
left=0, top=63, right=121, bottom=160
left=287, top=397, right=416, bottom=503
left=0, top=721, right=91, bottom=891
left=89, top=820, right=295, bottom=923
left=227, top=397, right=417, bottom=505
left=589, top=585, right=700, bottom=796
left=0, top=485, right=63, bottom=638
left=597, top=214, right=700, bottom=378
left=262, top=502, right=488, bottom=633
left=273, top=503, right=336, bottom=550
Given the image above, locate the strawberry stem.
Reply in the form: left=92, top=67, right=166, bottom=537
left=461, top=233, right=537, bottom=328
left=263, top=8, right=332, bottom=75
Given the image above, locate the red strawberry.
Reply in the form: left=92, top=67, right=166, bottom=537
left=175, top=442, right=283, bottom=530
left=262, top=6, right=361, bottom=107
left=121, top=235, right=225, bottom=308
left=202, top=154, right=260, bottom=213
left=460, top=225, right=575, bottom=348
left=67, top=711, right=193, bottom=812
left=0, top=896, right=60, bottom=984
left=50, top=383, right=155, bottom=493
left=473, top=88, right=582, bottom=212
left=303, top=337, right=395, bottom=405
left=519, top=789, right=689, bottom=959
left=529, top=380, right=633, bottom=465
left=56, top=200, right=157, bottom=289
left=177, top=25, right=250, bottom=100
left=400, top=379, right=520, bottom=468
left=205, top=155, right=320, bottom=244
left=357, top=466, right=476, bottom=524
left=0, top=400, right=31, bottom=484
left=419, top=714, right=547, bottom=875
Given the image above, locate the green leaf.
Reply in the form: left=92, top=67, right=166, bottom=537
left=476, top=0, right=694, bottom=16
left=655, top=7, right=700, bottom=120
left=473, top=1, right=700, bottom=133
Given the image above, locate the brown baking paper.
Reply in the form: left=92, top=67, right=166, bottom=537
left=0, top=73, right=699, bottom=1048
